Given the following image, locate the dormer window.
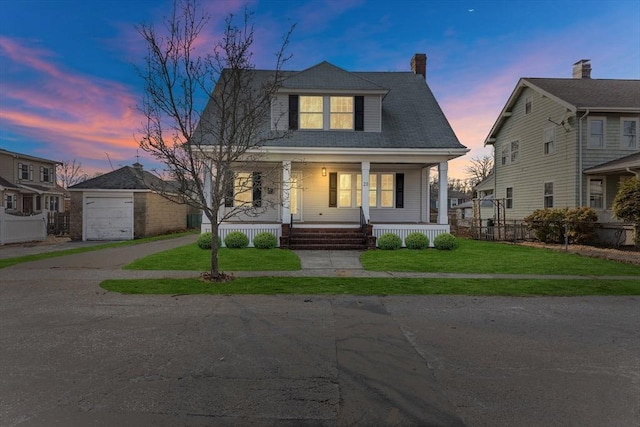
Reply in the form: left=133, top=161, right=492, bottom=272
left=330, top=97, right=353, bottom=130
left=288, top=95, right=364, bottom=131
left=299, top=96, right=323, bottom=129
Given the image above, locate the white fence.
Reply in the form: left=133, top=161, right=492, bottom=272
left=0, top=211, right=47, bottom=245
left=373, top=224, right=450, bottom=248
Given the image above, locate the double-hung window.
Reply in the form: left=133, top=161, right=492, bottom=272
left=501, top=145, right=510, bottom=165
left=356, top=174, right=377, bottom=207
left=40, top=166, right=53, bottom=183
left=510, top=141, right=519, bottom=163
left=543, top=127, right=555, bottom=155
left=330, top=97, right=353, bottom=130
left=544, top=182, right=554, bottom=208
left=588, top=117, right=605, bottom=148
left=18, top=163, right=31, bottom=180
left=621, top=118, right=638, bottom=149
left=506, top=187, right=513, bottom=209
left=589, top=178, right=604, bottom=209
left=4, top=193, right=16, bottom=210
left=299, top=96, right=323, bottom=129
left=226, top=172, right=262, bottom=207
left=337, top=172, right=395, bottom=208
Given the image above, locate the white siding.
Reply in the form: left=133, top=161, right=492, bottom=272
left=364, top=95, right=381, bottom=132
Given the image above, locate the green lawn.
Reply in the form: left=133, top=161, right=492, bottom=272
left=361, top=239, right=640, bottom=276
left=101, top=276, right=640, bottom=296
left=0, top=231, right=198, bottom=269
left=124, top=244, right=301, bottom=271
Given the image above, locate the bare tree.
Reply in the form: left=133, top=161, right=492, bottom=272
left=58, top=159, right=88, bottom=188
left=136, top=0, right=293, bottom=280
left=465, top=155, right=494, bottom=187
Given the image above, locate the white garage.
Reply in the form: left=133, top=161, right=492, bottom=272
left=83, top=192, right=134, bottom=241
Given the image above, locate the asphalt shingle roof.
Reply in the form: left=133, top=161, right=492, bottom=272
left=584, top=152, right=640, bottom=173
left=525, top=78, right=640, bottom=110
left=197, top=62, right=465, bottom=151
left=69, top=164, right=168, bottom=190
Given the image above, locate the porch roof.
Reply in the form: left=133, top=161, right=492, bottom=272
left=584, top=152, right=640, bottom=174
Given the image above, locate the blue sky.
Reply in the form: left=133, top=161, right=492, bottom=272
left=1, top=0, right=639, bottom=179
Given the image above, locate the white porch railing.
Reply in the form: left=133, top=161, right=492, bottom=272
left=373, top=224, right=450, bottom=248
left=0, top=210, right=47, bottom=245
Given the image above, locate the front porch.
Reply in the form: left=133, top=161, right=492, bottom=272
left=208, top=222, right=450, bottom=249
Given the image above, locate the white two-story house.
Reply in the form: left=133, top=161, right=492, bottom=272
left=483, top=60, right=639, bottom=242
left=197, top=54, right=468, bottom=248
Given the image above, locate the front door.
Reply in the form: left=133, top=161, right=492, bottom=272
left=22, top=195, right=33, bottom=214
left=291, top=172, right=302, bottom=221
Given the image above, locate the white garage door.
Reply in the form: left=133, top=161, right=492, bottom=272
left=84, top=194, right=134, bottom=241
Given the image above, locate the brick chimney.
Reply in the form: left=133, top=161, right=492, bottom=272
left=411, top=53, right=427, bottom=79
left=572, top=59, right=591, bottom=79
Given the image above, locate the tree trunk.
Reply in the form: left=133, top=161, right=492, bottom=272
left=210, top=221, right=220, bottom=276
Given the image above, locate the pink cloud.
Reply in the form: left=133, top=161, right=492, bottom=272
left=0, top=37, right=144, bottom=165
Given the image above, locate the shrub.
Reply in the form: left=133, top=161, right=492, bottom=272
left=224, top=231, right=249, bottom=249
left=377, top=233, right=402, bottom=250
left=197, top=232, right=221, bottom=250
left=525, top=207, right=599, bottom=244
left=253, top=232, right=277, bottom=249
left=433, top=233, right=458, bottom=250
left=404, top=232, right=429, bottom=249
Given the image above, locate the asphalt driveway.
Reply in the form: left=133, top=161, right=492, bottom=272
left=1, top=239, right=639, bottom=426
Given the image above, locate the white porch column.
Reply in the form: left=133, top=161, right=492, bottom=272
left=361, top=161, right=370, bottom=223
left=281, top=160, right=291, bottom=224
left=422, top=166, right=430, bottom=223
left=201, top=159, right=213, bottom=233
left=438, top=162, right=448, bottom=225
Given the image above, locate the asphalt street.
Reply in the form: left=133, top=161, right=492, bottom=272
left=0, top=238, right=639, bottom=426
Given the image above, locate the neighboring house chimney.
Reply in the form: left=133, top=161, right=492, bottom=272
left=572, top=59, right=592, bottom=79
left=411, top=53, right=427, bottom=79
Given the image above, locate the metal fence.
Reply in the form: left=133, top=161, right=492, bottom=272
left=47, top=211, right=70, bottom=235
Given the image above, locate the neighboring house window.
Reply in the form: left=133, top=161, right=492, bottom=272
left=506, top=187, right=513, bottom=209
left=510, top=141, right=519, bottom=163
left=621, top=118, right=638, bottom=149
left=589, top=178, right=604, bottom=209
left=40, top=166, right=53, bottom=183
left=330, top=97, right=353, bottom=130
left=544, top=182, right=554, bottom=208
left=299, top=96, right=323, bottom=129
left=4, top=193, right=16, bottom=210
left=588, top=117, right=605, bottom=148
left=501, top=144, right=510, bottom=165
left=18, top=163, right=32, bottom=180
left=450, top=198, right=459, bottom=208
left=543, top=127, right=555, bottom=155
left=525, top=97, right=532, bottom=114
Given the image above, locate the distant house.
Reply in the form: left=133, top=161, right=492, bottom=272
left=194, top=54, right=468, bottom=248
left=68, top=163, right=191, bottom=241
left=1, top=148, right=64, bottom=244
left=0, top=148, right=64, bottom=215
left=483, top=60, right=639, bottom=243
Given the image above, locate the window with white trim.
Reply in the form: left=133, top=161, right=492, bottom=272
left=543, top=126, right=555, bottom=155
left=450, top=198, right=459, bottom=208
left=589, top=178, right=604, bottom=209
left=356, top=173, right=377, bottom=207
left=506, top=187, right=513, bottom=209
left=299, top=96, right=323, bottom=129
left=4, top=193, right=16, bottom=210
left=380, top=174, right=394, bottom=207
left=501, top=144, right=510, bottom=165
left=330, top=97, right=353, bottom=130
left=342, top=172, right=394, bottom=208
left=40, top=166, right=53, bottom=183
left=620, top=118, right=638, bottom=149
left=544, top=182, right=554, bottom=208
left=18, top=163, right=32, bottom=180
left=588, top=117, right=605, bottom=148
left=510, top=141, right=519, bottom=163
left=338, top=173, right=352, bottom=207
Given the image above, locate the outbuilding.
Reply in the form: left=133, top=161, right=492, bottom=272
left=68, top=163, right=191, bottom=241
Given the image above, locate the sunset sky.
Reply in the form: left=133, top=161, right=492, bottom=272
left=1, top=0, right=639, bottom=180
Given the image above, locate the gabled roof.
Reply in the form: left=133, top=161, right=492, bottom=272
left=0, top=176, right=19, bottom=190
left=68, top=164, right=168, bottom=191
left=281, top=61, right=388, bottom=93
left=0, top=148, right=61, bottom=165
left=485, top=78, right=640, bottom=145
left=584, top=152, right=640, bottom=174
left=195, top=61, right=466, bottom=152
